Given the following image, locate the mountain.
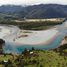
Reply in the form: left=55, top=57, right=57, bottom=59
left=0, top=5, right=23, bottom=13
left=0, top=4, right=67, bottom=18
left=25, top=4, right=67, bottom=18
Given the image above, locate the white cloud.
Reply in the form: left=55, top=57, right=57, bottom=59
left=0, top=0, right=67, bottom=5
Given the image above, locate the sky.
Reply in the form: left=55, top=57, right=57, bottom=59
left=0, top=0, right=67, bottom=6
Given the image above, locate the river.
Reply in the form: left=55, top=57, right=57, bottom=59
left=3, top=21, right=67, bottom=54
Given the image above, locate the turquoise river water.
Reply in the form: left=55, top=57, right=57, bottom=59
left=3, top=21, right=67, bottom=54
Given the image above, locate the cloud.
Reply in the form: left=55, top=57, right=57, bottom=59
left=0, top=0, right=67, bottom=5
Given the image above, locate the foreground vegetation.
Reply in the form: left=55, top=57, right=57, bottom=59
left=0, top=43, right=67, bottom=67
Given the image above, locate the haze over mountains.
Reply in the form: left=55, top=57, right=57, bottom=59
left=0, top=4, right=67, bottom=19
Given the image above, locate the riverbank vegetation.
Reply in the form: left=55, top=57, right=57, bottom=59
left=0, top=17, right=65, bottom=30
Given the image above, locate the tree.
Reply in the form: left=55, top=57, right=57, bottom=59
left=0, top=39, right=5, bottom=54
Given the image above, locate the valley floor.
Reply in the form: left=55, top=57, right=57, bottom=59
left=0, top=25, right=59, bottom=46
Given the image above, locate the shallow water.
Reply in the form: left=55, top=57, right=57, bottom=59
left=3, top=21, right=67, bottom=54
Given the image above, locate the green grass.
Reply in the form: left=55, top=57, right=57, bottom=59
left=0, top=50, right=67, bottom=67
left=31, top=25, right=53, bottom=30
left=0, top=46, right=67, bottom=67
left=24, top=50, right=67, bottom=67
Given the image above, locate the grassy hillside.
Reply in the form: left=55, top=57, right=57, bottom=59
left=0, top=44, right=67, bottom=67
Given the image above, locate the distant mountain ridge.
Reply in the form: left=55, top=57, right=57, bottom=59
left=0, top=4, right=67, bottom=18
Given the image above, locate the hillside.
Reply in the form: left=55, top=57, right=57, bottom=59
left=0, top=4, right=67, bottom=19
left=25, top=4, right=67, bottom=18
left=0, top=44, right=67, bottom=67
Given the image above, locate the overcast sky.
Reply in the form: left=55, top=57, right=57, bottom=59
left=0, top=0, right=67, bottom=6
